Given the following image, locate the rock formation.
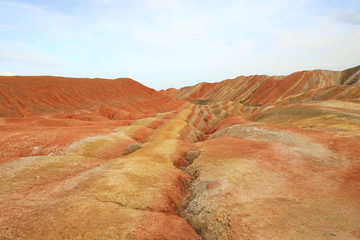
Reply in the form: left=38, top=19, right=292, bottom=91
left=0, top=66, right=359, bottom=239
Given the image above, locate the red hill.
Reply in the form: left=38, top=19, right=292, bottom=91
left=1, top=66, right=360, bottom=239
left=0, top=76, right=185, bottom=118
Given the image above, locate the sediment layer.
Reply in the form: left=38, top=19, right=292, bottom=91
left=1, top=66, right=360, bottom=239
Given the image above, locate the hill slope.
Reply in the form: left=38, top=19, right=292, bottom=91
left=163, top=66, right=360, bottom=106
left=1, top=67, right=360, bottom=239
left=0, top=76, right=185, bottom=118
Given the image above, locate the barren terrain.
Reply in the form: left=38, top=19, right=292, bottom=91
left=1, top=66, right=360, bottom=239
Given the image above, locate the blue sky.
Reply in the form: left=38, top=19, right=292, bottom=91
left=0, top=0, right=359, bottom=90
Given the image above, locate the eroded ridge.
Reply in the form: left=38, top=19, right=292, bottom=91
left=0, top=102, right=216, bottom=239
left=1, top=68, right=360, bottom=239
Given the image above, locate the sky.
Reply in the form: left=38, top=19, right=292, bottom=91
left=0, top=0, right=359, bottom=90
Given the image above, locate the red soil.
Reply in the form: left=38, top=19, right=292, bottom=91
left=1, top=66, right=360, bottom=239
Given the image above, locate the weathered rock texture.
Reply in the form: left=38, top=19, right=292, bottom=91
left=1, top=66, right=360, bottom=239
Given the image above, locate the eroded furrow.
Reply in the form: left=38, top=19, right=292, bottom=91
left=2, top=98, right=360, bottom=240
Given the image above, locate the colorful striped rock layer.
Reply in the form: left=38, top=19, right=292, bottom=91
left=1, top=65, right=360, bottom=240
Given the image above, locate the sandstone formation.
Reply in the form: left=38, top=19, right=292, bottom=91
left=1, top=66, right=360, bottom=239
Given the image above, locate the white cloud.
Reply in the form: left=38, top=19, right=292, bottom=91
left=0, top=42, right=67, bottom=67
left=145, top=0, right=175, bottom=8
left=1, top=1, right=43, bottom=11
left=172, top=15, right=212, bottom=36
left=0, top=23, right=14, bottom=29
left=0, top=72, right=15, bottom=76
left=335, top=10, right=360, bottom=25
left=0, top=0, right=359, bottom=89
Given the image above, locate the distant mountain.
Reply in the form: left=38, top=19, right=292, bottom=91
left=162, top=66, right=360, bottom=106
left=0, top=76, right=185, bottom=118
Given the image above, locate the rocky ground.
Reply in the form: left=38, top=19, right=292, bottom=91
left=0, top=66, right=360, bottom=239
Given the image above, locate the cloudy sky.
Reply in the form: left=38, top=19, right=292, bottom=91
left=0, top=0, right=359, bottom=90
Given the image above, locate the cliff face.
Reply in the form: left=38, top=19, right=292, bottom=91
left=1, top=66, right=360, bottom=239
